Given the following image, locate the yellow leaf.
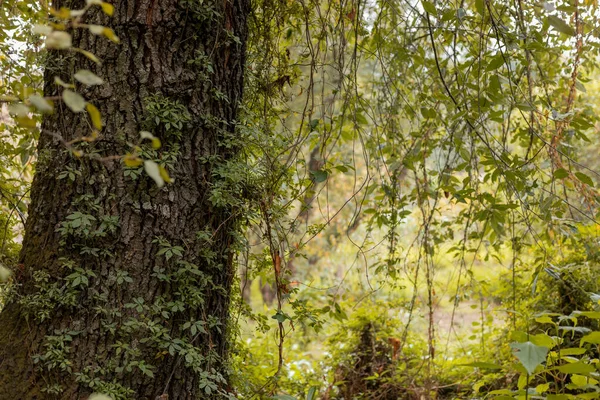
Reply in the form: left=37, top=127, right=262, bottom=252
left=101, top=2, right=114, bottom=16
left=123, top=154, right=143, bottom=167
left=151, top=137, right=161, bottom=149
left=86, top=103, right=102, bottom=130
left=50, top=7, right=70, bottom=19
left=102, top=27, right=120, bottom=43
left=75, top=48, right=101, bottom=64
left=159, top=165, right=172, bottom=184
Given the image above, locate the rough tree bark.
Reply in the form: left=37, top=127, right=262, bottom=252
left=0, top=0, right=249, bottom=398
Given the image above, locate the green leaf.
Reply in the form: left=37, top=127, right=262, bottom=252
left=74, top=70, right=104, bottom=85
left=474, top=0, right=484, bottom=15
left=306, top=386, right=317, bottom=400
left=310, top=170, right=328, bottom=183
left=547, top=15, right=576, bottom=36
left=486, top=54, right=504, bottom=71
left=144, top=160, right=165, bottom=188
left=581, top=331, right=600, bottom=345
left=422, top=0, right=437, bottom=15
left=63, top=90, right=86, bottom=112
left=575, top=172, right=594, bottom=186
left=556, top=361, right=595, bottom=374
left=510, top=341, right=549, bottom=374
left=553, top=168, right=570, bottom=179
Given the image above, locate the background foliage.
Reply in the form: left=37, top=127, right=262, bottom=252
left=3, top=0, right=600, bottom=399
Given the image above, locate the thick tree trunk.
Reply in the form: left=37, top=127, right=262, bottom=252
left=0, top=0, right=248, bottom=399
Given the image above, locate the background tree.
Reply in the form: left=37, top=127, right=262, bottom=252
left=0, top=0, right=249, bottom=398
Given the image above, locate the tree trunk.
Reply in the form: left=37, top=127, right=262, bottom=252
left=0, top=0, right=249, bottom=398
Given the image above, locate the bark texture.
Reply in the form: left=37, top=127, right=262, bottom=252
left=0, top=0, right=249, bottom=398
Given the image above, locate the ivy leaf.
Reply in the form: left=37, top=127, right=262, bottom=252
left=547, top=16, right=576, bottom=36
left=510, top=341, right=549, bottom=374
left=63, top=90, right=86, bottom=112
left=144, top=160, right=165, bottom=188
left=74, top=70, right=104, bottom=85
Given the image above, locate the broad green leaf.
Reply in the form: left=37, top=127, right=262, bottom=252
left=535, top=383, right=550, bottom=393
left=581, top=331, right=600, bottom=345
left=575, top=172, right=594, bottom=186
left=63, top=90, right=86, bottom=112
left=553, top=168, right=569, bottom=179
left=547, top=15, right=576, bottom=36
left=74, top=70, right=104, bottom=85
left=310, top=170, right=328, bottom=183
left=144, top=160, right=165, bottom=188
left=486, top=54, right=504, bottom=71
left=422, top=0, right=437, bottom=15
left=510, top=341, right=549, bottom=374
left=556, top=362, right=595, bottom=374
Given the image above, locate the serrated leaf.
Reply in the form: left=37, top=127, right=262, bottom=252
left=86, top=103, right=102, bottom=130
left=510, top=341, right=549, bottom=374
left=144, top=160, right=165, bottom=188
left=74, top=70, right=104, bottom=85
left=63, top=90, right=86, bottom=112
left=575, top=172, right=594, bottom=186
left=45, top=31, right=72, bottom=49
left=547, top=15, right=576, bottom=36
